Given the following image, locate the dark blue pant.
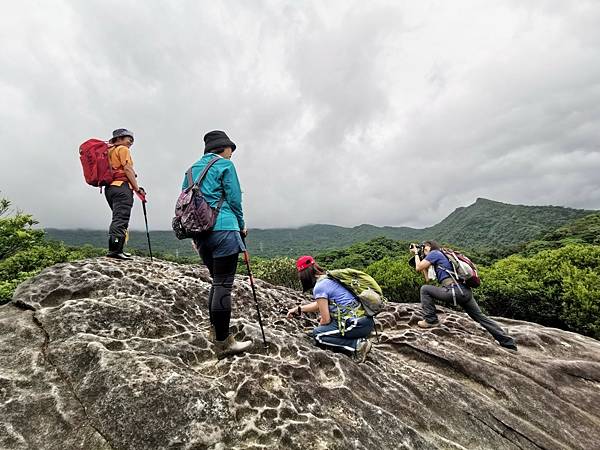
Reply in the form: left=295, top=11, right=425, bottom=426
left=312, top=316, right=375, bottom=351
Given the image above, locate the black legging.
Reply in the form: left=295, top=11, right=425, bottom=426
left=200, top=252, right=239, bottom=341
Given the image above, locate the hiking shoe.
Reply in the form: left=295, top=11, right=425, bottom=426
left=214, top=334, right=252, bottom=359
left=106, top=252, right=131, bottom=260
left=417, top=320, right=440, bottom=329
left=501, top=342, right=518, bottom=352
left=355, top=339, right=372, bottom=363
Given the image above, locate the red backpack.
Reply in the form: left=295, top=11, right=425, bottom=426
left=440, top=248, right=481, bottom=288
left=79, top=139, right=126, bottom=188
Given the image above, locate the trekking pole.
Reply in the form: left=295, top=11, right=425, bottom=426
left=242, top=238, right=268, bottom=349
left=135, top=190, right=153, bottom=262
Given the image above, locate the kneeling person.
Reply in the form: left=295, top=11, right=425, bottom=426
left=287, top=256, right=374, bottom=362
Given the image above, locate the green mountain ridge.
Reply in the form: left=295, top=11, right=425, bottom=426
left=424, top=197, right=592, bottom=247
left=46, top=198, right=595, bottom=258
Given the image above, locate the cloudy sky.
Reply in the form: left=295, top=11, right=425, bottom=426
left=1, top=0, right=599, bottom=231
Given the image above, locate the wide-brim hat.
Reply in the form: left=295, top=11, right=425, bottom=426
left=204, top=130, right=236, bottom=153
left=109, top=128, right=134, bottom=143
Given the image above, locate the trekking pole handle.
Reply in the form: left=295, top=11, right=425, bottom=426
left=135, top=190, right=146, bottom=203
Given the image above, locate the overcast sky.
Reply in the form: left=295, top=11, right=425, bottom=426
left=1, top=0, right=599, bottom=231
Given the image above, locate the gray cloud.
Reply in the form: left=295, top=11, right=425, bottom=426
left=1, top=0, right=599, bottom=233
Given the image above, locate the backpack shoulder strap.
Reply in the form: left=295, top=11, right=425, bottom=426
left=185, top=156, right=221, bottom=191
left=185, top=168, right=194, bottom=188
left=214, top=194, right=226, bottom=215
left=326, top=273, right=363, bottom=311
left=194, top=156, right=221, bottom=187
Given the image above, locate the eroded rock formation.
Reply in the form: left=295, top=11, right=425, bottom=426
left=1, top=257, right=599, bottom=449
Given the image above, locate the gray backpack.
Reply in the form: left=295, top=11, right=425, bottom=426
left=172, top=157, right=224, bottom=240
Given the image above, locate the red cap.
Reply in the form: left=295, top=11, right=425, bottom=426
left=296, top=255, right=315, bottom=272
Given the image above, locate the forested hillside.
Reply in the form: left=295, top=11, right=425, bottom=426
left=424, top=198, right=592, bottom=247
left=46, top=198, right=593, bottom=258
left=520, top=212, right=600, bottom=255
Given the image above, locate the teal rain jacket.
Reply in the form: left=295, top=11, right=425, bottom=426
left=181, top=154, right=245, bottom=231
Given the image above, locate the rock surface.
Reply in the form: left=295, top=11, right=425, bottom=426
left=1, top=257, right=600, bottom=450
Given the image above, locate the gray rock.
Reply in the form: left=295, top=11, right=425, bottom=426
left=1, top=257, right=599, bottom=449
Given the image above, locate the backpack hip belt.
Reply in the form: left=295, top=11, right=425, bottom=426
left=334, top=303, right=364, bottom=336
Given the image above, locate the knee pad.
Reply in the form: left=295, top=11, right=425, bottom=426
left=210, top=275, right=234, bottom=312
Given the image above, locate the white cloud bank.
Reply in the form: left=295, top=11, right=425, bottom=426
left=1, top=0, right=599, bottom=230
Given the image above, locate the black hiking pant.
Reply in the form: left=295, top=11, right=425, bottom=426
left=199, top=252, right=239, bottom=342
left=420, top=284, right=515, bottom=346
left=105, top=184, right=133, bottom=240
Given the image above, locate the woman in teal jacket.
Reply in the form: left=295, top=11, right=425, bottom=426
left=181, top=130, right=251, bottom=358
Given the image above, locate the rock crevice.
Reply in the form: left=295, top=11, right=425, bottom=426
left=31, top=310, right=115, bottom=450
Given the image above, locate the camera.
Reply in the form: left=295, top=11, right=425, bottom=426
left=409, top=242, right=426, bottom=258
left=408, top=242, right=426, bottom=268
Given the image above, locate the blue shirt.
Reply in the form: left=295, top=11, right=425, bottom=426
left=425, top=250, right=454, bottom=283
left=313, top=277, right=361, bottom=314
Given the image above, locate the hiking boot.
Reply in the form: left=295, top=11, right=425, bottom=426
left=417, top=320, right=440, bottom=329
left=501, top=342, right=518, bottom=352
left=355, top=338, right=372, bottom=363
left=107, top=236, right=131, bottom=260
left=214, top=334, right=252, bottom=359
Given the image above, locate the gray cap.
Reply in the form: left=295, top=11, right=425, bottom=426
left=109, top=128, right=134, bottom=143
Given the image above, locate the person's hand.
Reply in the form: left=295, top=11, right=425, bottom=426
left=240, top=228, right=248, bottom=238
left=287, top=306, right=300, bottom=320
left=137, top=187, right=146, bottom=195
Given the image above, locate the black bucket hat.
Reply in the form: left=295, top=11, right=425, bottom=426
left=109, top=128, right=134, bottom=143
left=204, top=130, right=236, bottom=154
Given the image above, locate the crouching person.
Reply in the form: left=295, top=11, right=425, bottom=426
left=287, top=255, right=374, bottom=362
left=410, top=240, right=518, bottom=351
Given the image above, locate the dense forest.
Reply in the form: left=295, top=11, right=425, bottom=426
left=2, top=194, right=599, bottom=339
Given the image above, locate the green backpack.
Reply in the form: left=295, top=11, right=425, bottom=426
left=327, top=269, right=387, bottom=317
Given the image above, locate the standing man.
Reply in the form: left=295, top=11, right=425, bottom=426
left=105, top=128, right=145, bottom=259
left=411, top=240, right=518, bottom=351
